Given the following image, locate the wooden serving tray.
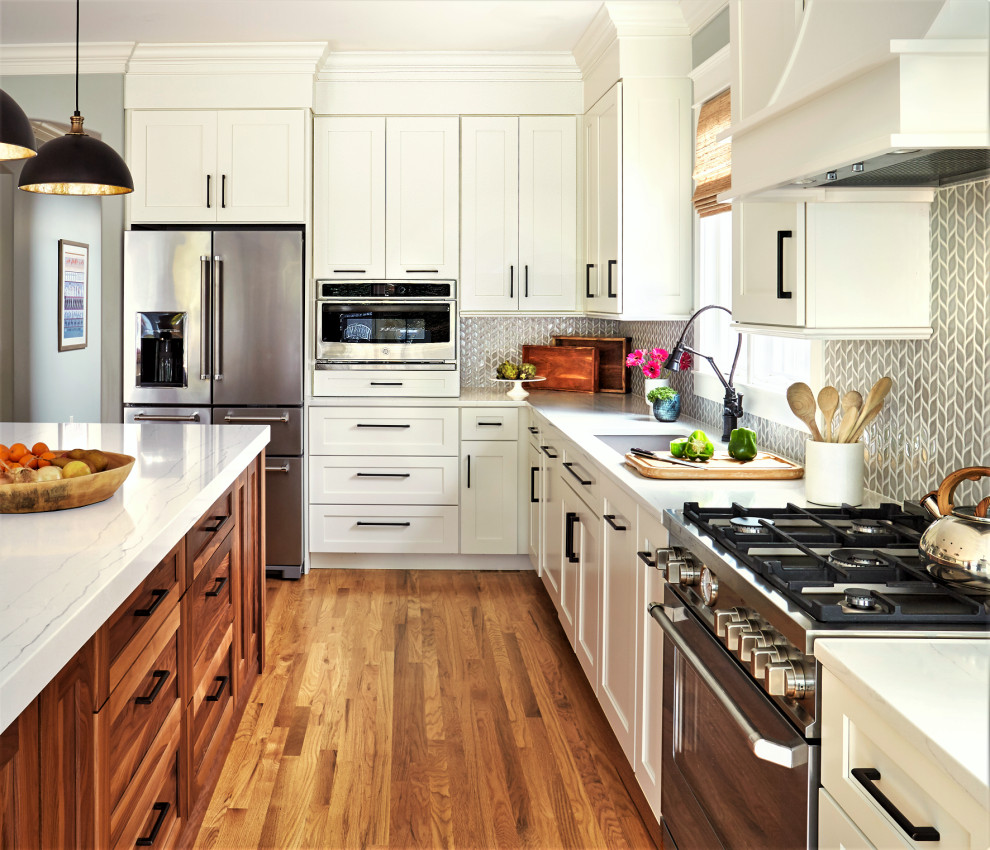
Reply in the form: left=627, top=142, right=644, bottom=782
left=553, top=336, right=631, bottom=393
left=521, top=344, right=598, bottom=394
left=625, top=451, right=804, bottom=480
left=0, top=451, right=135, bottom=513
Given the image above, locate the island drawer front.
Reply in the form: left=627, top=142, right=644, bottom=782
left=309, top=505, right=459, bottom=553
left=107, top=606, right=181, bottom=815
left=309, top=408, right=459, bottom=456
left=460, top=407, right=519, bottom=441
left=188, top=531, right=235, bottom=676
left=186, top=486, right=236, bottom=581
left=110, top=702, right=182, bottom=850
left=309, top=456, right=459, bottom=505
left=821, top=669, right=986, bottom=850
left=190, top=627, right=234, bottom=797
left=105, top=542, right=183, bottom=698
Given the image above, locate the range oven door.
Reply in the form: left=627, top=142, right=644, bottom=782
left=654, top=588, right=814, bottom=850
left=316, top=300, right=455, bottom=364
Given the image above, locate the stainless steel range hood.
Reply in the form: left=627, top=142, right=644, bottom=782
left=727, top=0, right=990, bottom=198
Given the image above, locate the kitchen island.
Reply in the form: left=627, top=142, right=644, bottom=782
left=0, top=421, right=268, bottom=850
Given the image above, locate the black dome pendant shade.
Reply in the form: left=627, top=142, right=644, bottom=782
left=17, top=0, right=133, bottom=196
left=0, top=89, right=38, bottom=161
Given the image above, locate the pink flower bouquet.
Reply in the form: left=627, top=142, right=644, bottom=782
left=625, top=348, right=692, bottom=378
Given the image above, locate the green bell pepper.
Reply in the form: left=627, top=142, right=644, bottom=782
left=684, top=430, right=715, bottom=462
left=670, top=438, right=688, bottom=458
left=728, top=427, right=759, bottom=462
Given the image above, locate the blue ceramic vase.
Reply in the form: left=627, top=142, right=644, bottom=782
left=652, top=393, right=681, bottom=422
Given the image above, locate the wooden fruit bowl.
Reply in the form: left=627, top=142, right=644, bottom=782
left=0, top=451, right=135, bottom=513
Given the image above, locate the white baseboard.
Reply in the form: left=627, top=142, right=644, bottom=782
left=308, top=552, right=532, bottom=571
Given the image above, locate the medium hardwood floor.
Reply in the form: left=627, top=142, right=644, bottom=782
left=194, top=569, right=658, bottom=850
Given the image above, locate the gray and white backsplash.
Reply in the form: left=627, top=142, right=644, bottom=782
left=460, top=180, right=987, bottom=504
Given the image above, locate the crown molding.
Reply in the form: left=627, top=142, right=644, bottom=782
left=317, top=51, right=581, bottom=83
left=0, top=42, right=134, bottom=75
left=689, top=44, right=730, bottom=105
left=604, top=1, right=691, bottom=37
left=572, top=5, right=617, bottom=74
left=679, top=0, right=729, bottom=35
left=126, top=42, right=328, bottom=75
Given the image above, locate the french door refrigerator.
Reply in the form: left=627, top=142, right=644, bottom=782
left=123, top=228, right=305, bottom=578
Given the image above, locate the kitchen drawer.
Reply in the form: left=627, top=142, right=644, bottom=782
left=104, top=541, right=183, bottom=700
left=460, top=407, right=519, bottom=441
left=819, top=787, right=876, bottom=850
left=190, top=628, right=235, bottom=796
left=106, top=606, right=181, bottom=815
left=309, top=456, right=459, bottom=505
left=187, top=530, right=234, bottom=676
left=560, top=442, right=602, bottom=514
left=215, top=406, right=302, bottom=455
left=312, top=369, right=460, bottom=398
left=186, top=485, right=236, bottom=581
left=821, top=668, right=988, bottom=850
left=309, top=407, right=459, bottom=456
left=309, top=505, right=459, bottom=554
left=110, top=703, right=182, bottom=850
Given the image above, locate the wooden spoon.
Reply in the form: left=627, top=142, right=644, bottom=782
left=846, top=377, right=893, bottom=443
left=817, top=386, right=839, bottom=442
left=786, top=382, right=824, bottom=441
left=835, top=390, right=863, bottom=443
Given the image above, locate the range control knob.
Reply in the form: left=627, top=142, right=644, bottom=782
left=699, top=568, right=719, bottom=606
left=751, top=645, right=800, bottom=679
left=765, top=660, right=815, bottom=700
left=725, top=619, right=763, bottom=651
left=713, top=607, right=750, bottom=638
left=738, top=629, right=787, bottom=663
left=658, top=548, right=701, bottom=586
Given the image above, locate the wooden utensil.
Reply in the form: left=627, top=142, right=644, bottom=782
left=786, top=382, right=824, bottom=441
left=846, top=377, right=892, bottom=443
left=817, top=386, right=839, bottom=442
left=835, top=391, right=863, bottom=443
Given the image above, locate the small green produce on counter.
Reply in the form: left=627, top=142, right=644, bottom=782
left=670, top=438, right=688, bottom=458
left=683, top=430, right=715, bottom=462
left=728, top=427, right=759, bottom=462
left=496, top=361, right=519, bottom=379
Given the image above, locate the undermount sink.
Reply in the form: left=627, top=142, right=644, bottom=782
left=595, top=433, right=688, bottom=456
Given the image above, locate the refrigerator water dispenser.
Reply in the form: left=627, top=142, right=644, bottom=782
left=136, top=312, right=187, bottom=387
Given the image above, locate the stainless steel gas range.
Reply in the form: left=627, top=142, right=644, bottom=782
left=652, top=502, right=989, bottom=850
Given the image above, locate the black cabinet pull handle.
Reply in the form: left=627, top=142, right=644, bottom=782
left=528, top=426, right=539, bottom=435
left=205, top=575, right=228, bottom=598
left=637, top=550, right=657, bottom=568
left=356, top=422, right=410, bottom=428
left=530, top=466, right=539, bottom=503
left=135, top=670, right=170, bottom=706
left=136, top=801, right=170, bottom=846
left=221, top=174, right=227, bottom=208
left=477, top=421, right=503, bottom=427
left=205, top=675, right=228, bottom=703
left=776, top=230, right=794, bottom=300
left=607, top=260, right=617, bottom=298
left=369, top=382, right=404, bottom=387
left=406, top=269, right=438, bottom=274
left=851, top=768, right=940, bottom=841
left=509, top=265, right=514, bottom=299
left=356, top=521, right=412, bottom=527
left=206, top=174, right=211, bottom=209
left=604, top=514, right=627, bottom=531
left=356, top=472, right=411, bottom=479
left=466, top=455, right=471, bottom=488
left=585, top=263, right=596, bottom=298
left=524, top=264, right=529, bottom=298
left=203, top=514, right=229, bottom=534
left=562, top=461, right=592, bottom=486
left=135, top=588, right=169, bottom=618
left=540, top=445, right=558, bottom=459
left=333, top=269, right=366, bottom=273
left=565, top=512, right=580, bottom=563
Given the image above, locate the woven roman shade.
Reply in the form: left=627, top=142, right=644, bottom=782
left=692, top=89, right=732, bottom=218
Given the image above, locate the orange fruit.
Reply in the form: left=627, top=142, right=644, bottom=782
left=37, top=459, right=51, bottom=468
left=9, top=443, right=27, bottom=461
left=40, top=451, right=55, bottom=461
left=21, top=454, right=38, bottom=469
left=31, top=442, right=49, bottom=456
left=0, top=445, right=9, bottom=461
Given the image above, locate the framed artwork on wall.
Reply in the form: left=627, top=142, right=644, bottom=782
left=58, top=239, right=88, bottom=352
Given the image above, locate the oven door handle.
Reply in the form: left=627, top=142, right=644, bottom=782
left=649, top=603, right=808, bottom=769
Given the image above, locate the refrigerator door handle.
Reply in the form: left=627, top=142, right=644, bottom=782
left=200, top=256, right=211, bottom=380
left=212, top=255, right=223, bottom=382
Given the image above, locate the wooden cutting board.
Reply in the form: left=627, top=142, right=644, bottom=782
left=553, top=336, right=631, bottom=393
left=521, top=344, right=598, bottom=393
left=625, top=451, right=804, bottom=480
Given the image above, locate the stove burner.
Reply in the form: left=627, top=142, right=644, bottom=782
left=730, top=516, right=770, bottom=534
left=828, top=548, right=886, bottom=569
left=843, top=587, right=878, bottom=610
left=851, top=518, right=886, bottom=534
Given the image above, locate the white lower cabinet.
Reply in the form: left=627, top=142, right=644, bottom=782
left=460, top=440, right=518, bottom=555
left=527, top=439, right=543, bottom=573
left=309, top=504, right=458, bottom=554
left=562, top=479, right=602, bottom=691
left=539, top=429, right=564, bottom=608
left=309, top=455, right=458, bottom=505
left=819, top=787, right=876, bottom=850
left=599, top=480, right=639, bottom=764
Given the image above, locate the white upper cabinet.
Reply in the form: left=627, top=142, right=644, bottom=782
left=386, top=118, right=460, bottom=279
left=128, top=109, right=306, bottom=224
left=732, top=192, right=934, bottom=338
left=461, top=117, right=577, bottom=312
left=314, top=117, right=386, bottom=278
left=583, top=80, right=693, bottom=320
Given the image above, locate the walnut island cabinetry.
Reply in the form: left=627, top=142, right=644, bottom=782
left=0, top=422, right=268, bottom=850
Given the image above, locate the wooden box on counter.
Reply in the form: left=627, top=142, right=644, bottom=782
left=553, top=336, right=631, bottom=393
left=0, top=454, right=265, bottom=850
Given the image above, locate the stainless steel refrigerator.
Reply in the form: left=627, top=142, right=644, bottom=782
left=123, top=229, right=305, bottom=578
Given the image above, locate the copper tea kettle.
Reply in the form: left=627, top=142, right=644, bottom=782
left=919, top=466, right=990, bottom=593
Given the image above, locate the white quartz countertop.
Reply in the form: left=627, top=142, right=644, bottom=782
left=0, top=421, right=269, bottom=734
left=815, top=638, right=990, bottom=803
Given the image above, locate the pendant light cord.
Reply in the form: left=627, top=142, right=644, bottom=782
left=74, top=0, right=80, bottom=116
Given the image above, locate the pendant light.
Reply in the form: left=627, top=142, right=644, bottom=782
left=0, top=89, right=38, bottom=161
left=18, top=0, right=133, bottom=195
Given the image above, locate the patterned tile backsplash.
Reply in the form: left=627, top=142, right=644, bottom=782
left=461, top=180, right=988, bottom=503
